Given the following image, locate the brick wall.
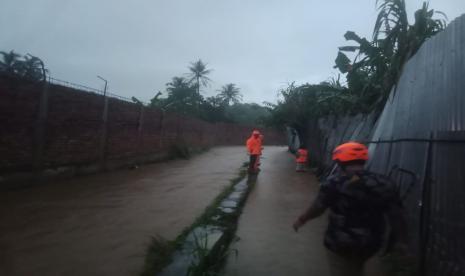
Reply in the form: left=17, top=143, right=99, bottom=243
left=0, top=75, right=285, bottom=175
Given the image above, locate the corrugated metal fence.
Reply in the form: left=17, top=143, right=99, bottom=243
left=303, top=14, right=465, bottom=275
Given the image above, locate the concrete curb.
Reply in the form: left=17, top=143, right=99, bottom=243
left=158, top=176, right=256, bottom=276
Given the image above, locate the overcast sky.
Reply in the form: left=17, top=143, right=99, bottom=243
left=2, top=0, right=465, bottom=104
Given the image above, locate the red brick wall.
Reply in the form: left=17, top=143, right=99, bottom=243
left=44, top=85, right=103, bottom=167
left=0, top=77, right=40, bottom=171
left=0, top=75, right=285, bottom=173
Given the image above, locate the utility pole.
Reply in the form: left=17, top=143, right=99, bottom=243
left=97, top=75, right=109, bottom=170
left=97, top=75, right=107, bottom=97
left=28, top=53, right=49, bottom=175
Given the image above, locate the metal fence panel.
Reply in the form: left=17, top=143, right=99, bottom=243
left=299, top=14, right=465, bottom=274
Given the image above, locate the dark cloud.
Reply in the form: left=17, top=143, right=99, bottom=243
left=2, top=0, right=464, bottom=103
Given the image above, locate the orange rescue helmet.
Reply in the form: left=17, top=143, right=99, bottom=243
left=332, top=142, right=368, bottom=163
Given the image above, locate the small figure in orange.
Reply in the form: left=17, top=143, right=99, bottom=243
left=246, top=130, right=262, bottom=174
left=295, top=145, right=308, bottom=172
left=257, top=134, right=265, bottom=167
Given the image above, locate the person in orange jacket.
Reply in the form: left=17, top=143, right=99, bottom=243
left=295, top=145, right=308, bottom=172
left=256, top=134, right=265, bottom=167
left=246, top=130, right=262, bottom=173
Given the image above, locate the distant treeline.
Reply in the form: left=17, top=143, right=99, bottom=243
left=142, top=59, right=271, bottom=125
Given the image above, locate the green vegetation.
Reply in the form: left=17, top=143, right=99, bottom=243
left=0, top=50, right=47, bottom=82
left=140, top=164, right=251, bottom=276
left=217, top=83, right=242, bottom=106
left=188, top=59, right=212, bottom=96
left=265, top=0, right=447, bottom=141
left=148, top=60, right=270, bottom=126
left=186, top=231, right=238, bottom=276
left=140, top=236, right=176, bottom=276
left=224, top=103, right=270, bottom=126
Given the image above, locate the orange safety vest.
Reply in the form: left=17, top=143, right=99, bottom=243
left=246, top=136, right=262, bottom=155
left=296, top=149, right=308, bottom=163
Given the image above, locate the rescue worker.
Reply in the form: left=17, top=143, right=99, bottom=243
left=257, top=134, right=265, bottom=167
left=295, top=145, right=308, bottom=172
left=246, top=130, right=262, bottom=174
left=293, top=142, right=408, bottom=276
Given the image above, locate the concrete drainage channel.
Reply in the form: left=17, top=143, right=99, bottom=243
left=157, top=174, right=256, bottom=276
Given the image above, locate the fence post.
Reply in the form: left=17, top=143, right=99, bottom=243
left=158, top=110, right=165, bottom=149
left=418, top=132, right=434, bottom=275
left=137, top=105, right=144, bottom=154
left=33, top=79, right=50, bottom=173
left=99, top=96, right=109, bottom=170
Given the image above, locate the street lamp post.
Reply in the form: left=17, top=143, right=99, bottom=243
left=97, top=75, right=109, bottom=170
left=97, top=75, right=108, bottom=97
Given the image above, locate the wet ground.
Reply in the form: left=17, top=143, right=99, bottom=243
left=223, top=146, right=331, bottom=275
left=0, top=146, right=247, bottom=276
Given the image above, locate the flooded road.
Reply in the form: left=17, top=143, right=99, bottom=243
left=0, top=146, right=246, bottom=276
left=224, top=146, right=330, bottom=275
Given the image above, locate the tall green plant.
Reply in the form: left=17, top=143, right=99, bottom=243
left=188, top=59, right=212, bottom=96
left=334, top=0, right=446, bottom=110
left=0, top=50, right=47, bottom=81
left=0, top=50, right=22, bottom=75
left=217, top=83, right=242, bottom=106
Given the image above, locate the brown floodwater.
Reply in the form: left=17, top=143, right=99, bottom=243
left=224, top=147, right=386, bottom=276
left=0, top=146, right=246, bottom=276
left=223, top=146, right=331, bottom=276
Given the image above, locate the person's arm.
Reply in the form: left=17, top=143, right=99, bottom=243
left=293, top=177, right=335, bottom=232
left=293, top=200, right=327, bottom=232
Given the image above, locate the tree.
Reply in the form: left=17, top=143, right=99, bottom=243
left=217, top=83, right=242, bottom=106
left=149, top=91, right=164, bottom=108
left=0, top=50, right=22, bottom=75
left=334, top=0, right=446, bottom=111
left=266, top=0, right=447, bottom=141
left=187, top=59, right=212, bottom=95
left=0, top=50, right=47, bottom=81
left=21, top=54, right=47, bottom=81
left=162, top=76, right=202, bottom=114
left=224, top=103, right=270, bottom=126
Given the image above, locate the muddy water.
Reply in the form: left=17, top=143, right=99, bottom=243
left=0, top=146, right=246, bottom=276
left=224, top=146, right=331, bottom=276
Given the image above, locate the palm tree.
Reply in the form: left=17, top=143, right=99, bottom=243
left=218, top=83, right=242, bottom=106
left=187, top=59, right=212, bottom=95
left=0, top=50, right=21, bottom=75
left=21, top=54, right=47, bottom=81
left=164, top=76, right=203, bottom=113
left=373, top=0, right=446, bottom=77
left=166, top=77, right=192, bottom=100
left=0, top=51, right=47, bottom=81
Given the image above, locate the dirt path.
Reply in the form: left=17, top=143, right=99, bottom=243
left=0, top=146, right=247, bottom=276
left=223, top=146, right=330, bottom=276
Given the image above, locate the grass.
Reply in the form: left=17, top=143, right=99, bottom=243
left=140, top=236, right=176, bottom=276
left=186, top=231, right=239, bottom=276
left=140, top=163, right=250, bottom=276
